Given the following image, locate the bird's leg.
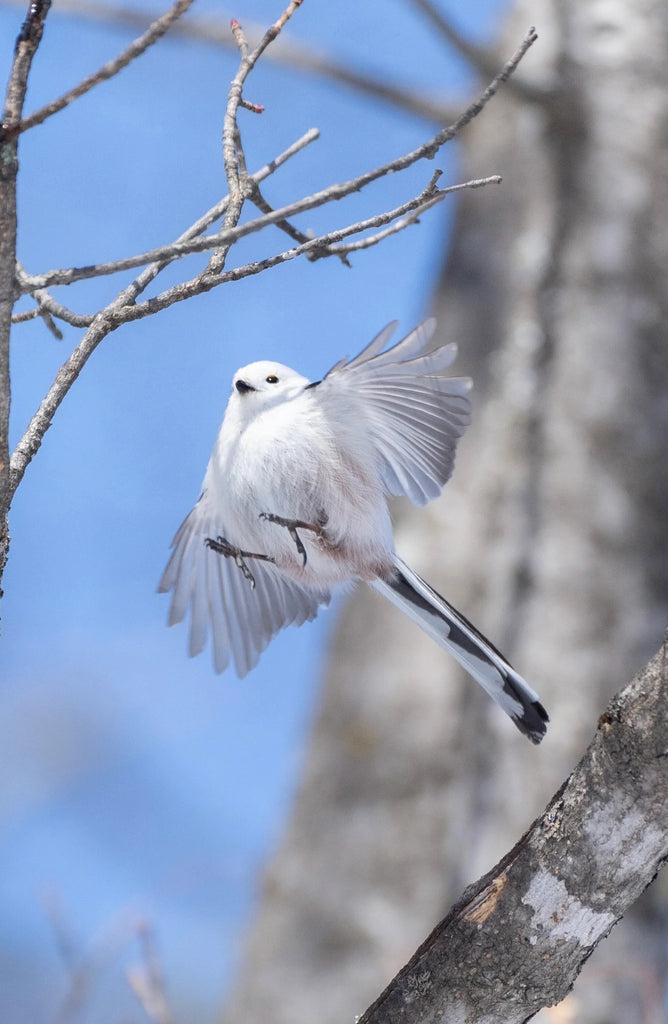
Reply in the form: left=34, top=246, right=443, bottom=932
left=205, top=535, right=275, bottom=590
left=258, top=511, right=328, bottom=567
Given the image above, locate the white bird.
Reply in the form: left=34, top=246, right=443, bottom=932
left=159, top=320, right=548, bottom=743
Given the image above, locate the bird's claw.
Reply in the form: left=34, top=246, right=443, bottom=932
left=259, top=512, right=325, bottom=568
left=288, top=527, right=307, bottom=567
left=205, top=535, right=274, bottom=589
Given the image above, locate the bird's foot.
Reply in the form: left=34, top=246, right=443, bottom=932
left=205, top=535, right=275, bottom=590
left=258, top=511, right=327, bottom=567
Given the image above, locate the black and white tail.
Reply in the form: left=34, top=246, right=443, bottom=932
left=372, top=557, right=548, bottom=744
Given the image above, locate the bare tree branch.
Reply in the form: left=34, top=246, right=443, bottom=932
left=8, top=125, right=322, bottom=491
left=18, top=26, right=536, bottom=297
left=13, top=171, right=500, bottom=332
left=19, top=168, right=484, bottom=291
left=12, top=290, right=94, bottom=327
left=326, top=175, right=500, bottom=257
left=43, top=894, right=140, bottom=1024
left=0, top=0, right=52, bottom=588
left=358, top=636, right=668, bottom=1023
left=120, top=125, right=321, bottom=308
left=101, top=172, right=498, bottom=322
left=12, top=0, right=195, bottom=134
left=14, top=261, right=66, bottom=337
left=11, top=301, right=63, bottom=337
left=11, top=127, right=321, bottom=327
left=0, top=0, right=462, bottom=124
left=209, top=0, right=306, bottom=277
left=246, top=180, right=352, bottom=267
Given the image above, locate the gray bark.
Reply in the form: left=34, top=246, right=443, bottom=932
left=222, top=1, right=668, bottom=1021
left=358, top=639, right=668, bottom=1023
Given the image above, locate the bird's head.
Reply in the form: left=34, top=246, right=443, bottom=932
left=227, top=360, right=310, bottom=422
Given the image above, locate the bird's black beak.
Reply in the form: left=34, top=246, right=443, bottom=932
left=235, top=379, right=256, bottom=395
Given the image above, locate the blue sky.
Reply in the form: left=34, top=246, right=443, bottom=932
left=0, top=0, right=506, bottom=1019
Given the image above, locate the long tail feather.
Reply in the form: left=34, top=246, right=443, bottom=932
left=371, top=556, right=548, bottom=744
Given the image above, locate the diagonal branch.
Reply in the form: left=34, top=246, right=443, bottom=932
left=8, top=126, right=321, bottom=493
left=358, top=636, right=668, bottom=1023
left=13, top=127, right=321, bottom=326
left=19, top=27, right=537, bottom=297
left=325, top=175, right=500, bottom=258
left=13, top=0, right=195, bottom=134
left=102, top=172, right=494, bottom=324
left=106, top=125, right=320, bottom=309
left=246, top=181, right=351, bottom=267
left=0, top=0, right=462, bottom=124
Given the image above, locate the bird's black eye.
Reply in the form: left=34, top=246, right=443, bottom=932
left=266, top=374, right=279, bottom=384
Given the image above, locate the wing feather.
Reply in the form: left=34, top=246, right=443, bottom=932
left=317, top=319, right=472, bottom=506
left=158, top=503, right=331, bottom=676
left=188, top=539, right=209, bottom=657
left=208, top=556, right=231, bottom=674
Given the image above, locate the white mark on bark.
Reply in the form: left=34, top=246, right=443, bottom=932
left=522, top=869, right=615, bottom=947
left=584, top=801, right=665, bottom=885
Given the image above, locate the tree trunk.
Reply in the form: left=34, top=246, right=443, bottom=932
left=222, top=1, right=668, bottom=1021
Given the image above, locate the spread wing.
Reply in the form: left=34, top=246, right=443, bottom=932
left=314, top=320, right=472, bottom=506
left=158, top=501, right=331, bottom=677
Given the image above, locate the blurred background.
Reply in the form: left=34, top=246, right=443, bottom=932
left=1, top=0, right=667, bottom=1022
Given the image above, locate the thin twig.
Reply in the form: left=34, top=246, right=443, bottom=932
left=102, top=172, right=496, bottom=323
left=14, top=261, right=64, bottom=337
left=15, top=128, right=320, bottom=318
left=325, top=175, right=501, bottom=257
left=209, top=3, right=306, bottom=276
left=20, top=27, right=537, bottom=296
left=44, top=897, right=140, bottom=1024
left=0, top=0, right=461, bottom=124
left=9, top=127, right=321, bottom=489
left=17, top=172, right=499, bottom=329
left=239, top=97, right=265, bottom=114
left=34, top=306, right=62, bottom=339
left=112, top=126, right=319, bottom=309
left=218, top=20, right=247, bottom=242
left=14, top=0, right=195, bottom=134
left=12, top=301, right=70, bottom=339
left=11, top=307, right=39, bottom=324
left=14, top=262, right=91, bottom=326
left=247, top=181, right=351, bottom=266
left=12, top=292, right=93, bottom=327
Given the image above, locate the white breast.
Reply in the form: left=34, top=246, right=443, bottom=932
left=203, top=391, right=394, bottom=586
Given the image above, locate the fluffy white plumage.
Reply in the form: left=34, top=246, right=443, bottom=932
left=159, top=320, right=548, bottom=742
